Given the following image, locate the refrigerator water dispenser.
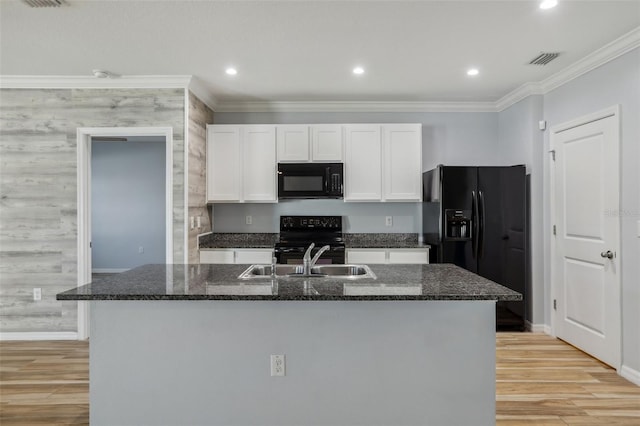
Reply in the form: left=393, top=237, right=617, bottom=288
left=445, top=210, right=472, bottom=240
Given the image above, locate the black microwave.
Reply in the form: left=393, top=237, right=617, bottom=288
left=277, top=163, right=343, bottom=199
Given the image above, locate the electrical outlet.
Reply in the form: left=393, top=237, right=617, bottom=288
left=385, top=216, right=393, bottom=227
left=246, top=215, right=253, bottom=225
left=270, top=354, right=285, bottom=377
left=138, top=246, right=144, bottom=254
left=190, top=216, right=195, bottom=229
left=33, top=288, right=42, bottom=301
left=196, top=216, right=202, bottom=229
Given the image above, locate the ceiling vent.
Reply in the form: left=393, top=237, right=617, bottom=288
left=21, top=0, right=64, bottom=7
left=529, top=52, right=560, bottom=66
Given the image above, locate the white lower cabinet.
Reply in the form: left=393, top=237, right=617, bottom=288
left=345, top=249, right=387, bottom=264
left=200, top=249, right=273, bottom=264
left=235, top=249, right=273, bottom=264
left=199, top=249, right=235, bottom=264
left=346, top=248, right=429, bottom=264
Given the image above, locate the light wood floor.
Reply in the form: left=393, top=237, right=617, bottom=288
left=0, top=333, right=638, bottom=425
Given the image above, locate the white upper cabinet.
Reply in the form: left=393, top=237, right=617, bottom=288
left=311, top=125, right=343, bottom=162
left=344, top=123, right=422, bottom=202
left=277, top=125, right=309, bottom=162
left=207, top=125, right=277, bottom=203
left=383, top=124, right=422, bottom=201
left=344, top=124, right=382, bottom=201
left=208, top=123, right=419, bottom=204
left=243, top=126, right=277, bottom=202
left=207, top=126, right=241, bottom=202
left=277, top=125, right=343, bottom=162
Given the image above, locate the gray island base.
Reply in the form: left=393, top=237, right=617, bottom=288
left=58, top=264, right=521, bottom=426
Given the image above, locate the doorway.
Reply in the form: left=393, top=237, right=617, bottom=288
left=550, top=106, right=621, bottom=369
left=77, top=127, right=173, bottom=339
left=91, top=136, right=166, bottom=274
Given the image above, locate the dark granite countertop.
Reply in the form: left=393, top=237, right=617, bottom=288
left=199, top=233, right=277, bottom=249
left=57, top=264, right=521, bottom=302
left=344, top=233, right=427, bottom=248
left=199, top=233, right=429, bottom=249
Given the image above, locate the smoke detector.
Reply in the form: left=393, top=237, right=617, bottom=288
left=21, top=0, right=64, bottom=7
left=529, top=52, right=560, bottom=66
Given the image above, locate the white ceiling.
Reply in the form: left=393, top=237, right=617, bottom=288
left=1, top=0, right=639, bottom=107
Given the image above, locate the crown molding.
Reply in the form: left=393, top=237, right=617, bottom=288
left=2, top=26, right=638, bottom=113
left=0, top=75, right=192, bottom=89
left=214, top=101, right=498, bottom=113
left=540, top=26, right=640, bottom=95
left=495, top=82, right=543, bottom=112
left=187, top=77, right=218, bottom=111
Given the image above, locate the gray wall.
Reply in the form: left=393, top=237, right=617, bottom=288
left=91, top=140, right=166, bottom=270
left=212, top=111, right=499, bottom=233
left=542, top=48, right=640, bottom=373
left=0, top=88, right=186, bottom=333
left=214, top=201, right=420, bottom=233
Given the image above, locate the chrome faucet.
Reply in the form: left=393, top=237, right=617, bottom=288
left=302, top=243, right=330, bottom=275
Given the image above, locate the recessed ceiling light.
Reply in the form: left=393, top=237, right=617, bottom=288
left=225, top=67, right=237, bottom=76
left=353, top=66, right=365, bottom=75
left=539, top=0, right=558, bottom=10
left=467, top=68, right=479, bottom=76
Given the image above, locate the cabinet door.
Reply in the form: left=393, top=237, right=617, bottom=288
left=243, top=126, right=277, bottom=202
left=235, top=249, right=273, bottom=264
left=207, top=126, right=241, bottom=202
left=346, top=249, right=387, bottom=264
left=344, top=125, right=382, bottom=201
left=383, top=124, right=422, bottom=201
left=200, top=249, right=235, bottom=264
left=388, top=249, right=429, bottom=264
left=311, top=125, right=343, bottom=162
left=277, top=125, right=309, bottom=162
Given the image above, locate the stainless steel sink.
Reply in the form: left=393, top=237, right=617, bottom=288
left=238, top=264, right=376, bottom=280
left=310, top=265, right=376, bottom=279
left=238, top=264, right=302, bottom=278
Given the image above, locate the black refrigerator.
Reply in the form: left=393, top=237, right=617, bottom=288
left=422, top=165, right=528, bottom=331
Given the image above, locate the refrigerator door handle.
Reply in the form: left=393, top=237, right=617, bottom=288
left=472, top=190, right=478, bottom=259
left=478, top=190, right=485, bottom=259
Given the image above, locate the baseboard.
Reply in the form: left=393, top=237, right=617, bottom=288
left=92, top=268, right=129, bottom=274
left=525, top=321, right=550, bottom=334
left=0, top=332, right=79, bottom=341
left=620, top=365, right=640, bottom=387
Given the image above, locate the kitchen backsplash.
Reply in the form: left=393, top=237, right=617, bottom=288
left=211, top=200, right=422, bottom=233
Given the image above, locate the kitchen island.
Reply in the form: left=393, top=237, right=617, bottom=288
left=58, top=263, right=521, bottom=426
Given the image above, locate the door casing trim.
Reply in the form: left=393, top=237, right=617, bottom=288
left=76, top=127, right=174, bottom=340
left=549, top=105, right=621, bottom=370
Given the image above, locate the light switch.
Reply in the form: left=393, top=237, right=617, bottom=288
left=190, top=216, right=195, bottom=230
left=197, top=216, right=202, bottom=228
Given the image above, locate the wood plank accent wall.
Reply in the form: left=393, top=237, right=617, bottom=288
left=187, top=92, right=213, bottom=263
left=0, top=88, right=186, bottom=333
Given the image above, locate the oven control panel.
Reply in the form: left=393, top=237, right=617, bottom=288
left=280, top=216, right=342, bottom=231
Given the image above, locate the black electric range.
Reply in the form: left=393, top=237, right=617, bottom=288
left=274, top=216, right=345, bottom=264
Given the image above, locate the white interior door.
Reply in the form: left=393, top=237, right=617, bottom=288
left=552, top=108, right=620, bottom=368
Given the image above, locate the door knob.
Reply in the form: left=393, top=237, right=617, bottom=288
left=600, top=250, right=614, bottom=259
